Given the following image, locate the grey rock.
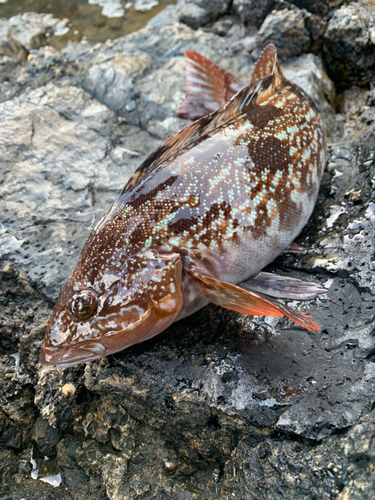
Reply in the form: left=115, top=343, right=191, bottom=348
left=0, top=12, right=68, bottom=59
left=176, top=2, right=210, bottom=29
left=324, top=1, right=375, bottom=86
left=283, top=53, right=337, bottom=135
left=174, top=0, right=232, bottom=29
left=83, top=62, right=135, bottom=116
left=0, top=13, right=65, bottom=87
left=254, top=8, right=312, bottom=60
left=289, top=0, right=329, bottom=17
left=1, top=7, right=375, bottom=500
left=147, top=4, right=180, bottom=27
left=231, top=0, right=330, bottom=28
left=177, top=0, right=232, bottom=18
left=231, top=0, right=276, bottom=28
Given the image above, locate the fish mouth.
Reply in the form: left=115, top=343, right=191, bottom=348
left=40, top=342, right=106, bottom=368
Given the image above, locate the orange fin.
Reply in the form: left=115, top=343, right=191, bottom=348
left=193, top=273, right=320, bottom=332
left=177, top=50, right=245, bottom=120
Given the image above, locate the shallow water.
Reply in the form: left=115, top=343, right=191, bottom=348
left=0, top=0, right=176, bottom=50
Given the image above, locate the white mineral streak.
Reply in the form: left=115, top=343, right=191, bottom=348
left=30, top=447, right=62, bottom=487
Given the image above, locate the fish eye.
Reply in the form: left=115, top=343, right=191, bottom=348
left=70, top=290, right=98, bottom=321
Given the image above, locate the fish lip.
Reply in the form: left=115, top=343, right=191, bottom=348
left=40, top=342, right=106, bottom=368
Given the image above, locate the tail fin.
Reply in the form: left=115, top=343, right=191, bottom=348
left=177, top=50, right=245, bottom=120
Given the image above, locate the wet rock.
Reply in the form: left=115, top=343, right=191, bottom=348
left=0, top=5, right=375, bottom=500
left=32, top=416, right=62, bottom=456
left=323, top=1, right=375, bottom=87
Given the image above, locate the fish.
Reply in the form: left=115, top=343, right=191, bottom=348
left=40, top=44, right=327, bottom=368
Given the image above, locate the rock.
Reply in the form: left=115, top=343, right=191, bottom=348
left=254, top=7, right=317, bottom=60
left=0, top=13, right=69, bottom=60
left=0, top=13, right=66, bottom=85
left=282, top=53, right=337, bottom=135
left=289, top=0, right=329, bottom=17
left=323, top=1, right=375, bottom=87
left=1, top=5, right=375, bottom=499
left=176, top=2, right=210, bottom=29
left=161, top=0, right=232, bottom=30
left=147, top=4, right=180, bottom=27
left=177, top=0, right=232, bottom=20
left=32, top=415, right=62, bottom=456
left=231, top=0, right=276, bottom=28
left=231, top=0, right=330, bottom=28
left=83, top=62, right=135, bottom=116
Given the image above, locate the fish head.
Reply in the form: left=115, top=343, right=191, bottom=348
left=40, top=250, right=183, bottom=368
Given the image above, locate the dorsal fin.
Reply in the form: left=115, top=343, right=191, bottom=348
left=123, top=46, right=287, bottom=193
left=177, top=50, right=245, bottom=120
left=251, top=44, right=284, bottom=91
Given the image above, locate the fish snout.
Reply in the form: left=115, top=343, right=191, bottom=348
left=40, top=341, right=106, bottom=368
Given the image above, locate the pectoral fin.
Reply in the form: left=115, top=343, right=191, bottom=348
left=240, top=272, right=327, bottom=300
left=193, top=273, right=320, bottom=331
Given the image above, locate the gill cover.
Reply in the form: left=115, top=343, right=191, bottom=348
left=40, top=251, right=183, bottom=367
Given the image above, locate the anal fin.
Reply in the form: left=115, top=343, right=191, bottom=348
left=282, top=242, right=307, bottom=254
left=193, top=273, right=320, bottom=332
left=240, top=272, right=327, bottom=300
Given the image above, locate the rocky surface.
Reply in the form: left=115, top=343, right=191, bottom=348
left=1, top=1, right=375, bottom=499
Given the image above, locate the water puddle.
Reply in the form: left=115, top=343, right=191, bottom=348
left=0, top=0, right=176, bottom=50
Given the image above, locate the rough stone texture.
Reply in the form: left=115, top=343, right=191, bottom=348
left=1, top=2, right=375, bottom=499
left=282, top=53, right=337, bottom=135
left=323, top=1, right=375, bottom=87
left=230, top=0, right=276, bottom=28
left=152, top=0, right=233, bottom=30
left=253, top=7, right=325, bottom=61
left=147, top=4, right=180, bottom=27
left=0, top=12, right=68, bottom=75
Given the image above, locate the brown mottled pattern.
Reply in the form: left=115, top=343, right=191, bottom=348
left=74, top=60, right=325, bottom=290
left=41, top=44, right=326, bottom=363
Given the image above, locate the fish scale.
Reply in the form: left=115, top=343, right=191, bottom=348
left=41, top=44, right=327, bottom=368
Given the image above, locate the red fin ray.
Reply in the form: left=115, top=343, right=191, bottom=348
left=177, top=50, right=245, bottom=120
